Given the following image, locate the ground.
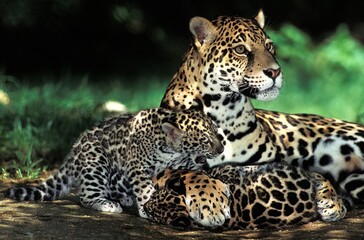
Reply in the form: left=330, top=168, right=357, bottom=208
left=1, top=177, right=364, bottom=240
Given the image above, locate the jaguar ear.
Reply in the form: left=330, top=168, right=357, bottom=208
left=255, top=9, right=265, bottom=29
left=189, top=16, right=216, bottom=48
left=162, top=122, right=183, bottom=146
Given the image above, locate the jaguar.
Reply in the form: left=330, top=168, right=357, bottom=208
left=160, top=10, right=364, bottom=203
left=4, top=108, right=224, bottom=218
left=144, top=162, right=347, bottom=230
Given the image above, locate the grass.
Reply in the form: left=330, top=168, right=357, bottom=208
left=1, top=24, right=364, bottom=179
left=0, top=73, right=170, bottom=179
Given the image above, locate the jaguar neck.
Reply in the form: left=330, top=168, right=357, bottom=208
left=161, top=50, right=278, bottom=166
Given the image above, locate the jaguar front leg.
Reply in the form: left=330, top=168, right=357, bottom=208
left=79, top=164, right=125, bottom=213
left=126, top=162, right=155, bottom=218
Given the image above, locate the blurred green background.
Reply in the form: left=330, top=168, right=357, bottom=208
left=0, top=0, right=363, bottom=178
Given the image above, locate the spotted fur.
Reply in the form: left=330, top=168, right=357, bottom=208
left=4, top=108, right=223, bottom=218
left=144, top=162, right=347, bottom=230
left=160, top=10, right=364, bottom=203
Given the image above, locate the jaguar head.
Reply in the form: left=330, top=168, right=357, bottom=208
left=189, top=10, right=283, bottom=101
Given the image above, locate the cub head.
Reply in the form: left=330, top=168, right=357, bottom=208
left=162, top=110, right=224, bottom=159
left=189, top=10, right=283, bottom=101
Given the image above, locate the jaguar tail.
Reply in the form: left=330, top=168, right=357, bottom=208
left=4, top=161, right=73, bottom=202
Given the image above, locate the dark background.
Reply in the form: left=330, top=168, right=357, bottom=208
left=0, top=0, right=363, bottom=77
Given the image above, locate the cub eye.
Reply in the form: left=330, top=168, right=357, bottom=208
left=233, top=45, right=246, bottom=55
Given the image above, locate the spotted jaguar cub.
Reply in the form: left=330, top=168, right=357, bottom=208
left=5, top=108, right=224, bottom=218
left=144, top=162, right=346, bottom=230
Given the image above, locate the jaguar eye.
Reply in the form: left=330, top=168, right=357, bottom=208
left=265, top=41, right=275, bottom=53
left=234, top=45, right=246, bottom=55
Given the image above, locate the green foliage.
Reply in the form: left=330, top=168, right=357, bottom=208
left=254, top=24, right=364, bottom=122
left=0, top=118, right=43, bottom=179
left=0, top=73, right=168, bottom=179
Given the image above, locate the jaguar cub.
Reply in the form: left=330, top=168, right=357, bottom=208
left=145, top=162, right=347, bottom=230
left=5, top=108, right=223, bottom=218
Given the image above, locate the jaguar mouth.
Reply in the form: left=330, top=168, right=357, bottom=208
left=255, top=85, right=280, bottom=101
left=239, top=84, right=280, bottom=100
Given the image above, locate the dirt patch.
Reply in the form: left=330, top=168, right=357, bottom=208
left=1, top=179, right=364, bottom=240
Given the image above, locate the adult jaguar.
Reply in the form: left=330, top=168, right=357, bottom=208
left=160, top=10, right=364, bottom=202
left=144, top=162, right=347, bottom=230
left=4, top=108, right=223, bottom=218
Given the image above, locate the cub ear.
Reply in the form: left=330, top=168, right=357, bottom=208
left=189, top=16, right=217, bottom=48
left=162, top=122, right=183, bottom=145
left=254, top=9, right=265, bottom=29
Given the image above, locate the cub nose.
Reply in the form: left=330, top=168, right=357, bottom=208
left=263, top=68, right=281, bottom=80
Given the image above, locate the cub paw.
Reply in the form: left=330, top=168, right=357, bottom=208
left=83, top=198, right=124, bottom=213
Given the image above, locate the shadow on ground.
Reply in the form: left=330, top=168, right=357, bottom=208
left=1, top=179, right=364, bottom=240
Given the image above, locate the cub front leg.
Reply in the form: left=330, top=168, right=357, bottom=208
left=127, top=164, right=155, bottom=218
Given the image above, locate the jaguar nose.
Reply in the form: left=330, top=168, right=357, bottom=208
left=263, top=68, right=281, bottom=80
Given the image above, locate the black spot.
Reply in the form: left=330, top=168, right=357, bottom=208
left=287, top=132, right=294, bottom=142
left=340, top=144, right=354, bottom=155
left=305, top=202, right=313, bottom=210
left=246, top=137, right=268, bottom=164
left=202, top=94, right=221, bottom=107
left=297, top=179, right=311, bottom=189
left=291, top=159, right=299, bottom=166
left=46, top=179, right=55, bottom=188
left=285, top=181, right=297, bottom=191
left=242, top=209, right=251, bottom=222
left=295, top=202, right=305, bottom=213
left=323, top=138, right=334, bottom=145
left=319, top=154, right=333, bottom=166
left=302, top=156, right=315, bottom=170
left=298, top=139, right=309, bottom=157
left=252, top=202, right=266, bottom=219
left=271, top=201, right=283, bottom=210
left=267, top=209, right=281, bottom=217
left=287, top=192, right=299, bottom=205
left=241, top=193, right=248, bottom=208
left=34, top=190, right=42, bottom=200
left=283, top=204, right=294, bottom=216
left=261, top=178, right=272, bottom=188
left=271, top=190, right=285, bottom=201
left=276, top=170, right=288, bottom=179
left=227, top=121, right=257, bottom=142
left=268, top=175, right=284, bottom=188
left=299, top=191, right=309, bottom=201
left=287, top=146, right=294, bottom=156
left=248, top=189, right=256, bottom=204
left=343, top=178, right=364, bottom=192
left=14, top=188, right=24, bottom=200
